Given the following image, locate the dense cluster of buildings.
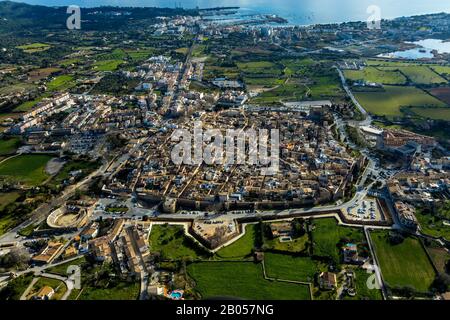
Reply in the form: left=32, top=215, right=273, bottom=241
left=114, top=106, right=364, bottom=211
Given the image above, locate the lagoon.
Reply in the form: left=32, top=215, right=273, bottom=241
left=378, top=39, right=450, bottom=60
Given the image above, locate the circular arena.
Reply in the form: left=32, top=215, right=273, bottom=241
left=47, top=206, right=88, bottom=229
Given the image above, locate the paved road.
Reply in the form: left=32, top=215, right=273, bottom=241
left=335, top=66, right=372, bottom=126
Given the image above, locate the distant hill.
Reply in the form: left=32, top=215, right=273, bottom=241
left=0, top=1, right=199, bottom=32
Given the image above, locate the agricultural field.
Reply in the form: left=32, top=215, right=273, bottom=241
left=430, top=65, right=450, bottom=79
left=74, top=280, right=139, bottom=300
left=264, top=253, right=317, bottom=282
left=237, top=61, right=283, bottom=76
left=409, top=107, right=450, bottom=121
left=203, top=60, right=240, bottom=81
left=311, top=218, right=364, bottom=262
left=243, top=77, right=284, bottom=87
left=93, top=59, right=124, bottom=71
left=175, top=47, right=189, bottom=55
left=149, top=224, right=208, bottom=261
left=0, top=192, right=21, bottom=211
left=47, top=75, right=75, bottom=91
left=215, top=224, right=257, bottom=259
left=0, top=154, right=51, bottom=186
left=13, top=96, right=46, bottom=112
left=27, top=67, right=61, bottom=81
left=125, top=48, right=156, bottom=61
left=0, top=137, right=20, bottom=155
left=192, top=44, right=207, bottom=57
left=428, top=87, right=450, bottom=105
left=344, top=66, right=407, bottom=85
left=392, top=65, right=447, bottom=85
left=187, top=261, right=311, bottom=300
left=367, top=60, right=449, bottom=84
left=426, top=246, right=450, bottom=274
left=354, top=85, right=447, bottom=118
left=57, top=58, right=81, bottom=67
left=0, top=83, right=36, bottom=95
left=371, top=231, right=435, bottom=293
left=250, top=78, right=308, bottom=104
left=16, top=43, right=51, bottom=53
left=281, top=58, right=315, bottom=76
left=308, top=76, right=344, bottom=99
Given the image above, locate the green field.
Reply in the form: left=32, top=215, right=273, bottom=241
left=47, top=75, right=75, bottom=91
left=264, top=253, right=317, bottom=282
left=149, top=224, right=208, bottom=261
left=13, top=96, right=44, bottom=112
left=426, top=246, right=450, bottom=274
left=392, top=66, right=447, bottom=85
left=243, top=77, right=284, bottom=87
left=187, top=262, right=311, bottom=300
left=57, top=58, right=81, bottom=67
left=192, top=44, right=206, bottom=57
left=281, top=58, right=315, bottom=75
left=263, top=228, right=309, bottom=253
left=0, top=191, right=24, bottom=235
left=75, top=281, right=139, bottom=300
left=237, top=61, right=283, bottom=76
left=46, top=256, right=87, bottom=276
left=0, top=192, right=21, bottom=211
left=430, top=65, right=450, bottom=79
left=0, top=154, right=51, bottom=186
left=415, top=205, right=450, bottom=241
left=93, top=59, right=124, bottom=71
left=409, top=107, right=450, bottom=121
left=0, top=137, right=20, bottom=155
left=16, top=43, right=51, bottom=53
left=30, top=277, right=67, bottom=300
left=344, top=67, right=407, bottom=85
left=175, top=47, right=189, bottom=55
left=0, top=83, right=36, bottom=95
left=343, top=268, right=383, bottom=300
left=311, top=218, right=364, bottom=262
left=354, top=85, right=447, bottom=118
left=126, top=48, right=156, bottom=61
left=309, top=76, right=344, bottom=99
left=250, top=78, right=308, bottom=104
left=367, top=60, right=449, bottom=84
left=371, top=231, right=435, bottom=293
left=216, top=224, right=257, bottom=259
left=97, top=48, right=128, bottom=61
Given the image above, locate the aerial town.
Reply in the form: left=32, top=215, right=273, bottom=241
left=0, top=1, right=449, bottom=303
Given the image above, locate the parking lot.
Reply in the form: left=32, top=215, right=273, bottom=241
left=344, top=196, right=383, bottom=222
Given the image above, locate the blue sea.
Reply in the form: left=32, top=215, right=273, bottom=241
left=9, top=0, right=450, bottom=25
